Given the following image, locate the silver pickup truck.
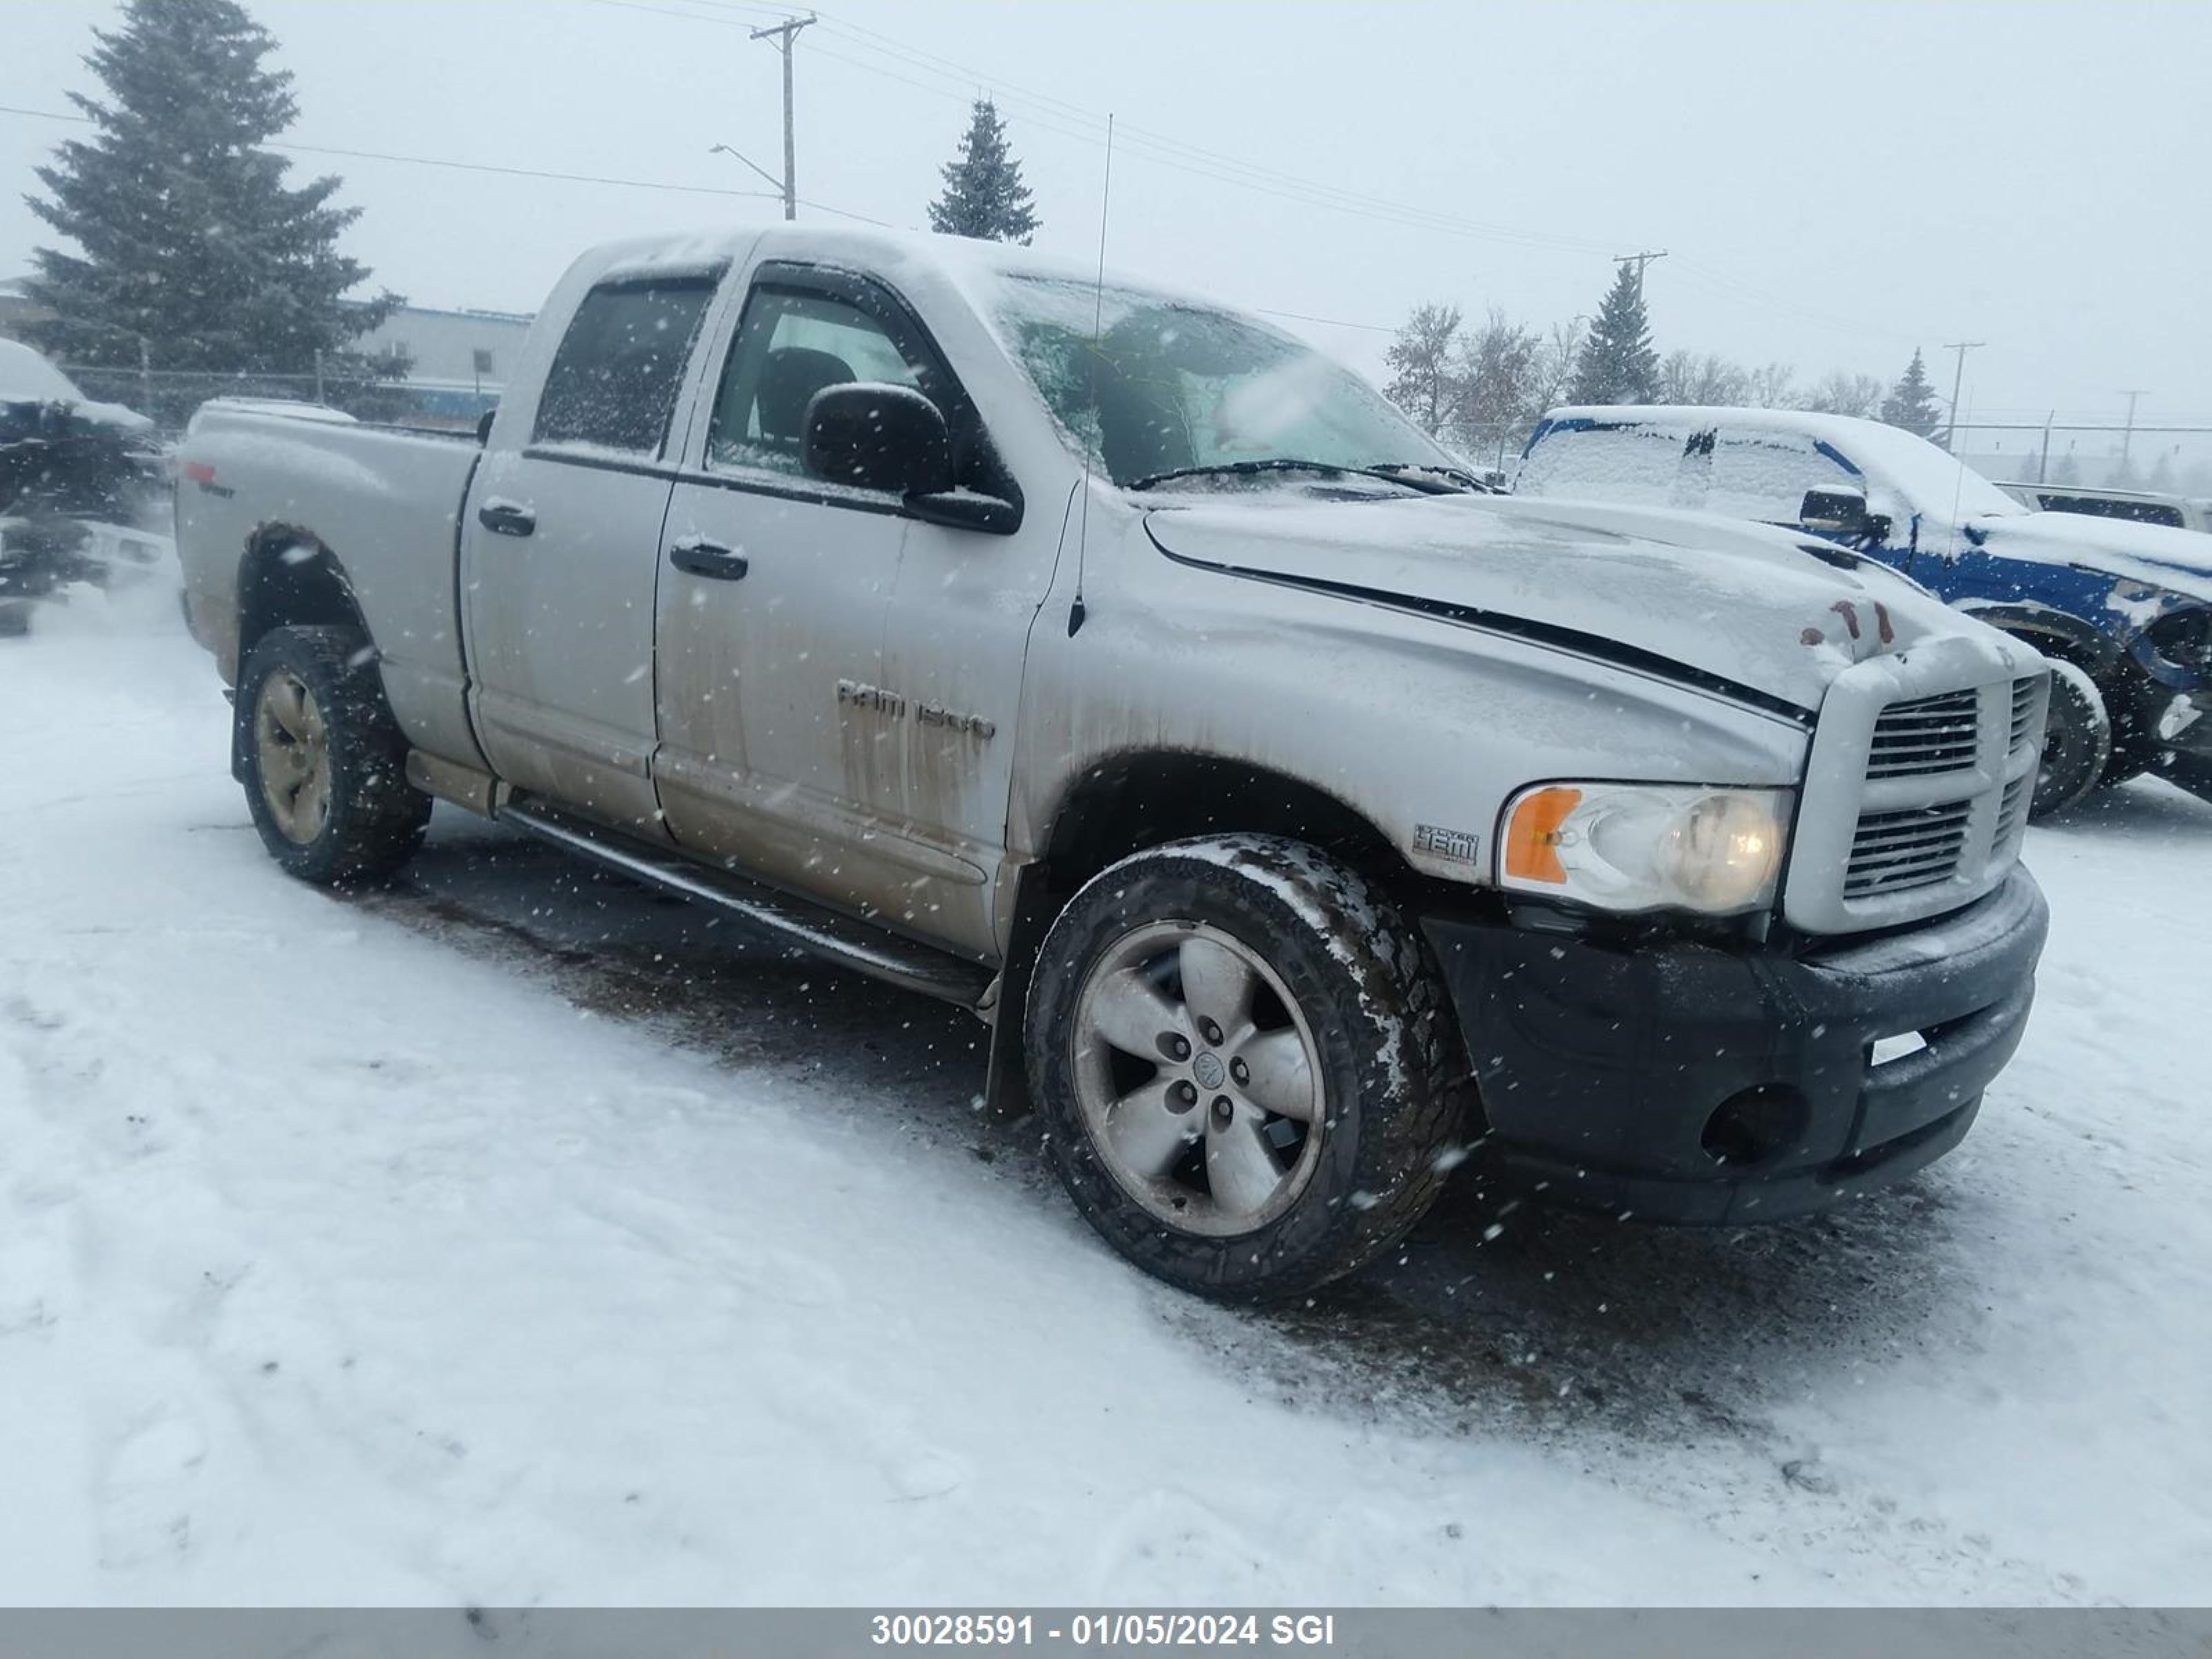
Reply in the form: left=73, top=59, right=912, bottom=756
left=176, top=225, right=2050, bottom=1300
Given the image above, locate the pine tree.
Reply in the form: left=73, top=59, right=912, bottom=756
left=1566, top=264, right=1660, bottom=405
left=1880, top=349, right=1943, bottom=438
left=927, top=99, right=1040, bottom=244
left=22, top=0, right=401, bottom=419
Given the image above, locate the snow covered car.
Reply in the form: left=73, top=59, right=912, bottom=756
left=0, top=337, right=169, bottom=631
left=174, top=225, right=2050, bottom=1299
left=1516, top=406, right=2212, bottom=814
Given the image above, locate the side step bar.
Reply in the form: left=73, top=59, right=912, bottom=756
left=497, top=798, right=997, bottom=1011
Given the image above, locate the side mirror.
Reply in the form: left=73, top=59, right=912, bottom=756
left=1800, top=486, right=1873, bottom=538
left=803, top=383, right=951, bottom=496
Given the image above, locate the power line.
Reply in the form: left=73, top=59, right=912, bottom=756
left=0, top=100, right=894, bottom=228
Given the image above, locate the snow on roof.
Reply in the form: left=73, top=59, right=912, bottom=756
left=581, top=220, right=1182, bottom=306
left=1539, top=404, right=2026, bottom=521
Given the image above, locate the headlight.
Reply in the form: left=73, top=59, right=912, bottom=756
left=1499, top=783, right=1792, bottom=915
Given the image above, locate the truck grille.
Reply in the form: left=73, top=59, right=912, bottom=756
left=1785, top=648, right=2049, bottom=934
left=1866, top=690, right=1980, bottom=778
left=1844, top=800, right=1975, bottom=897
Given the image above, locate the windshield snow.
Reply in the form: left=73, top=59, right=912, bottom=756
left=987, top=273, right=1456, bottom=488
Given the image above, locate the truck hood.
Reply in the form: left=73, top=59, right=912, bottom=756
left=1967, top=512, right=2212, bottom=605
left=1145, top=492, right=2010, bottom=715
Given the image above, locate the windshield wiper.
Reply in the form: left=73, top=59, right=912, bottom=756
left=1369, top=462, right=1494, bottom=494
left=1126, top=458, right=1451, bottom=495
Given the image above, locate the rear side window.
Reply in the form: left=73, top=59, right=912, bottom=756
left=534, top=279, right=717, bottom=454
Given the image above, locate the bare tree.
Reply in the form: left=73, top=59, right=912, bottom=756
left=1385, top=302, right=1464, bottom=436
left=1529, top=316, right=1588, bottom=415
left=1744, top=361, right=1799, bottom=409
left=1656, top=350, right=1750, bottom=406
left=1450, top=308, right=1543, bottom=465
left=1801, top=371, right=1886, bottom=419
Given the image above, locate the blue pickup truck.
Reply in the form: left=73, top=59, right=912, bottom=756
left=1516, top=406, right=2212, bottom=816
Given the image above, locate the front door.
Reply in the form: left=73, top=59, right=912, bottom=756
left=653, top=264, right=1047, bottom=957
left=460, top=272, right=719, bottom=834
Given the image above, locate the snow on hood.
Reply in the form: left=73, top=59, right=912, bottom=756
left=1145, top=492, right=2030, bottom=714
left=1971, top=511, right=2212, bottom=606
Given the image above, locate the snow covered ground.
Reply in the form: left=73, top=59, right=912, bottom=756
left=2, top=579, right=2208, bottom=1606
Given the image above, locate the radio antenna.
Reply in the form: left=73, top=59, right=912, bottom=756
left=1068, top=111, right=1114, bottom=637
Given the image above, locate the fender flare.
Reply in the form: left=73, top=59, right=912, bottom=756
left=1951, top=599, right=2123, bottom=678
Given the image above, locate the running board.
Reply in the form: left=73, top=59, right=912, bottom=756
left=496, top=799, right=996, bottom=1009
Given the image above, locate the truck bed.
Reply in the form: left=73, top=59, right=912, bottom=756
left=174, top=406, right=485, bottom=774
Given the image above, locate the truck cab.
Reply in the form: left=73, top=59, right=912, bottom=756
left=1517, top=406, right=2212, bottom=812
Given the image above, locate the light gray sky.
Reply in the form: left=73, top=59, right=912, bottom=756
left=4, top=0, right=2209, bottom=454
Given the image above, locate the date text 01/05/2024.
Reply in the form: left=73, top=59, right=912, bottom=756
left=868, top=1613, right=1339, bottom=1648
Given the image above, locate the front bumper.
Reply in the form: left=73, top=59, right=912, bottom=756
left=1423, top=867, right=2048, bottom=1224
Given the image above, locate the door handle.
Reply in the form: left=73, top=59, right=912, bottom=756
left=477, top=498, right=536, bottom=537
left=668, top=536, right=749, bottom=581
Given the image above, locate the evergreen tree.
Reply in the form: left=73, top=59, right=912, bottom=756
left=22, top=0, right=401, bottom=419
left=1880, top=349, right=1943, bottom=438
left=1566, top=263, right=1660, bottom=404
left=927, top=99, right=1040, bottom=244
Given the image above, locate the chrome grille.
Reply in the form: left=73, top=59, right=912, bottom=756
left=1845, top=800, right=1974, bottom=897
left=1785, top=650, right=2050, bottom=935
left=1866, top=688, right=1982, bottom=778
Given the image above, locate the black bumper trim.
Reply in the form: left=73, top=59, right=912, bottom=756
left=1423, top=868, right=2049, bottom=1225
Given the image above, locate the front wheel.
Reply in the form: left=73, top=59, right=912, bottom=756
left=1025, top=835, right=1468, bottom=1301
left=236, top=624, right=431, bottom=885
left=2029, top=658, right=2112, bottom=820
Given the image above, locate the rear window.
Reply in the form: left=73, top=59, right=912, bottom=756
left=533, top=278, right=717, bottom=454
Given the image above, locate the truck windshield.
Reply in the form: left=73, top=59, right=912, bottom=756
left=986, top=272, right=1459, bottom=489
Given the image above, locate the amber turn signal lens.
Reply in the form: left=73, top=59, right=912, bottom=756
left=1502, top=786, right=1583, bottom=884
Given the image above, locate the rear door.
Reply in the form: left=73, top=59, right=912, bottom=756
left=460, top=271, right=720, bottom=835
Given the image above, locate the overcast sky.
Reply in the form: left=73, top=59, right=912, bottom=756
left=4, top=0, right=2208, bottom=460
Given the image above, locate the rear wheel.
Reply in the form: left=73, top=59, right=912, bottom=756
left=1026, top=834, right=1467, bottom=1301
left=2029, top=658, right=2112, bottom=819
left=236, top=624, right=429, bottom=885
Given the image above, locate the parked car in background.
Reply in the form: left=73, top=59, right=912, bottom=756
left=1517, top=406, right=2212, bottom=814
left=1998, top=480, right=2212, bottom=534
left=0, top=337, right=169, bottom=632
left=171, top=225, right=2054, bottom=1299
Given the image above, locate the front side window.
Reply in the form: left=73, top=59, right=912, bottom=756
left=1694, top=429, right=1861, bottom=525
left=987, top=273, right=1456, bottom=487
left=534, top=278, right=717, bottom=454
left=707, top=288, right=930, bottom=480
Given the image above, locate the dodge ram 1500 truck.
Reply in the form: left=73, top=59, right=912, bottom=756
left=176, top=225, right=2050, bottom=1300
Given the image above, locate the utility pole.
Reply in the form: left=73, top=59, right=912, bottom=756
left=1940, top=341, right=1984, bottom=453
left=750, top=14, right=816, bottom=221
left=2118, top=388, right=2148, bottom=471
left=1611, top=249, right=1668, bottom=296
